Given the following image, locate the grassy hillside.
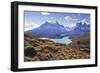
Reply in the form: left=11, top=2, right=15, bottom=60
left=24, top=33, right=90, bottom=62
left=70, top=33, right=90, bottom=53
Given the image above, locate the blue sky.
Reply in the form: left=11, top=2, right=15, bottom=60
left=24, top=11, right=90, bottom=31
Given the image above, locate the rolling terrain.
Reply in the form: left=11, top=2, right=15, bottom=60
left=24, top=33, right=90, bottom=61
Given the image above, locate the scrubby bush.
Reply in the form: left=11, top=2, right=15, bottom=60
left=24, top=46, right=37, bottom=57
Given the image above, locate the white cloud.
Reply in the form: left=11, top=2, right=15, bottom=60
left=73, top=19, right=78, bottom=21
left=65, top=24, right=76, bottom=31
left=64, top=16, right=72, bottom=20
left=69, top=14, right=81, bottom=18
left=64, top=16, right=78, bottom=21
left=25, top=23, right=40, bottom=31
left=47, top=20, right=56, bottom=23
left=81, top=18, right=90, bottom=25
left=81, top=18, right=86, bottom=23
left=41, top=12, right=50, bottom=15
left=68, top=24, right=76, bottom=28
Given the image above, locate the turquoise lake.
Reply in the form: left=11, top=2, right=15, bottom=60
left=49, top=36, right=72, bottom=45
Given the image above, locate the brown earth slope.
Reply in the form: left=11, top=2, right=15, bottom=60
left=24, top=33, right=90, bottom=62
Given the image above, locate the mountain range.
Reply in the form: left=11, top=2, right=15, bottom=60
left=25, top=21, right=90, bottom=38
